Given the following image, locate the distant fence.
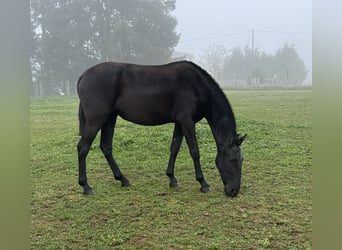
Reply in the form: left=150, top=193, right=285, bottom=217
left=220, top=82, right=312, bottom=91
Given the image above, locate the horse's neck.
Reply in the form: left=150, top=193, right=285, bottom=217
left=207, top=97, right=237, bottom=148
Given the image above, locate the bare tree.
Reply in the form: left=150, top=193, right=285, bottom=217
left=200, top=45, right=227, bottom=81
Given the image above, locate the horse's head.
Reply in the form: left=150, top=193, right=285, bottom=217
left=216, top=134, right=246, bottom=197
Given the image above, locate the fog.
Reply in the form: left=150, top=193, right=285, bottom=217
left=173, top=0, right=312, bottom=82
left=30, top=0, right=312, bottom=96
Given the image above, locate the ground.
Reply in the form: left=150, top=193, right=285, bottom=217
left=30, top=90, right=312, bottom=249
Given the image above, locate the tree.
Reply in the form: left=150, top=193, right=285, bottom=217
left=223, top=47, right=266, bottom=85
left=31, top=0, right=97, bottom=96
left=221, top=44, right=308, bottom=87
left=222, top=47, right=245, bottom=85
left=30, top=0, right=179, bottom=96
left=200, top=45, right=227, bottom=81
left=275, top=44, right=308, bottom=85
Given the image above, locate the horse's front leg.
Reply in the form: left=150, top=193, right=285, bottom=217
left=180, top=119, right=211, bottom=193
left=166, top=123, right=183, bottom=188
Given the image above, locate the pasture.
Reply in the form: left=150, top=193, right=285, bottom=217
left=30, top=90, right=312, bottom=249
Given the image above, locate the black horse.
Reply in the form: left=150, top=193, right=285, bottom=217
left=77, top=61, right=246, bottom=197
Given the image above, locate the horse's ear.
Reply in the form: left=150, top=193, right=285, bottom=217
left=236, top=133, right=247, bottom=146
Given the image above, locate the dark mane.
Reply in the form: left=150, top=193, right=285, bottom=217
left=183, top=61, right=222, bottom=89
left=183, top=61, right=237, bottom=133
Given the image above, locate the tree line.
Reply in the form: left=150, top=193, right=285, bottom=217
left=30, top=0, right=309, bottom=96
left=30, top=0, right=179, bottom=96
left=201, top=44, right=308, bottom=87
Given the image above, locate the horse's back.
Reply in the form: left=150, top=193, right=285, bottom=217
left=78, top=61, right=212, bottom=125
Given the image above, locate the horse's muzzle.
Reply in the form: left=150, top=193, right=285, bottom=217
left=224, top=185, right=239, bottom=197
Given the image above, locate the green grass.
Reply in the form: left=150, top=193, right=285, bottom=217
left=30, top=90, right=312, bottom=249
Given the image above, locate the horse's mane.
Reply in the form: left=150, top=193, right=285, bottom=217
left=183, top=61, right=237, bottom=133
left=183, top=61, right=230, bottom=100
left=179, top=61, right=222, bottom=91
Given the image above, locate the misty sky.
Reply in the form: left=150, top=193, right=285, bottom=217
left=172, top=0, right=312, bottom=76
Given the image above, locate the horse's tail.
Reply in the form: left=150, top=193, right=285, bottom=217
left=77, top=73, right=86, bottom=136
left=78, top=102, right=86, bottom=136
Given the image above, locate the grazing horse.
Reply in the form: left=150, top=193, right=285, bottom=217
left=77, top=61, right=246, bottom=197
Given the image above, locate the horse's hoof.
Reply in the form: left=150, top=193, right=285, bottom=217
left=200, top=186, right=211, bottom=193
left=83, top=189, right=94, bottom=195
left=169, top=182, right=179, bottom=188
left=121, top=181, right=131, bottom=187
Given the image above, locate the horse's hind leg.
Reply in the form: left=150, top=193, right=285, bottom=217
left=166, top=123, right=183, bottom=188
left=77, top=123, right=101, bottom=195
left=100, top=115, right=130, bottom=187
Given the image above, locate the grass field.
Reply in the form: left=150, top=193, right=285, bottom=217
left=30, top=90, right=312, bottom=249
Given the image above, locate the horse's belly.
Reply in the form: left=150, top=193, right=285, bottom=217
left=116, top=97, right=174, bottom=125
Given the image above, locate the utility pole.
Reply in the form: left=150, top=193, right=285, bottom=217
left=252, top=29, right=255, bottom=51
